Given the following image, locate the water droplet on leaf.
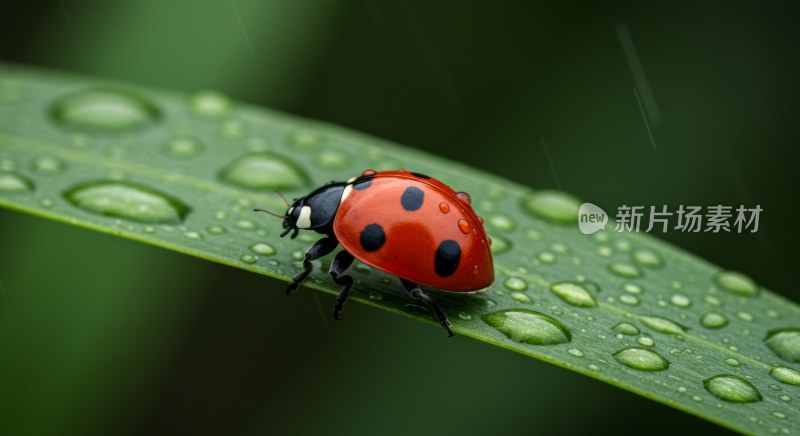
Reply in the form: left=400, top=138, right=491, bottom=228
left=701, top=312, right=729, bottom=329
left=613, top=322, right=640, bottom=336
left=549, top=281, right=597, bottom=307
left=703, top=375, right=762, bottom=403
left=52, top=89, right=159, bottom=130
left=63, top=181, right=189, bottom=224
left=715, top=271, right=759, bottom=297
left=639, top=316, right=686, bottom=335
left=613, top=347, right=669, bottom=371
left=219, top=152, right=309, bottom=190
left=764, top=328, right=800, bottom=362
left=482, top=309, right=571, bottom=345
left=522, top=190, right=581, bottom=224
left=0, top=172, right=34, bottom=193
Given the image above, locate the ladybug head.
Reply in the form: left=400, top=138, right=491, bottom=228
left=280, top=199, right=304, bottom=239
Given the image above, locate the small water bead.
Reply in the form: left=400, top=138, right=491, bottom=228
left=772, top=412, right=787, bottom=420
left=206, top=224, right=226, bottom=234
left=704, top=295, right=722, bottom=307
left=737, top=311, right=755, bottom=322
left=163, top=136, right=203, bottom=158
left=613, top=322, right=640, bottom=336
left=613, top=347, right=670, bottom=371
left=770, top=367, right=800, bottom=386
left=769, top=384, right=783, bottom=391
left=63, top=181, right=189, bottom=224
left=190, top=90, right=231, bottom=116
left=481, top=309, right=571, bottom=345
left=367, top=291, right=383, bottom=301
left=596, top=246, right=613, bottom=257
left=725, top=358, right=741, bottom=367
left=701, top=312, right=729, bottom=329
left=549, top=281, right=597, bottom=308
left=538, top=252, right=556, bottom=264
left=639, top=316, right=686, bottom=335
left=489, top=214, right=514, bottom=231
left=236, top=219, right=256, bottom=230
left=219, top=152, right=309, bottom=190
left=568, top=348, right=585, bottom=358
left=456, top=191, right=472, bottom=205
left=511, top=292, right=532, bottom=304
left=315, top=150, right=350, bottom=169
left=588, top=364, right=601, bottom=371
left=781, top=395, right=791, bottom=402
left=292, top=250, right=304, bottom=260
left=439, top=202, right=450, bottom=214
left=504, top=277, right=527, bottom=291
left=622, top=283, right=643, bottom=295
left=458, top=312, right=472, bottom=321
left=670, top=294, right=691, bottom=308
left=250, top=242, right=276, bottom=256
left=764, top=328, right=800, bottom=362
left=619, top=294, right=640, bottom=306
left=767, top=309, right=781, bottom=319
left=522, top=190, right=581, bottom=224
left=458, top=219, right=471, bottom=234
left=637, top=336, right=655, bottom=347
left=632, top=248, right=664, bottom=268
left=488, top=233, right=510, bottom=254
left=240, top=254, right=257, bottom=264
left=0, top=172, right=34, bottom=193
left=703, top=375, right=762, bottom=403
left=52, top=89, right=160, bottom=130
left=715, top=271, right=759, bottom=297
left=184, top=231, right=202, bottom=240
left=30, top=155, right=65, bottom=172
left=39, top=197, right=53, bottom=208
left=608, top=261, right=642, bottom=278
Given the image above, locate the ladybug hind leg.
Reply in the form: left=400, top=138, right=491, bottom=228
left=286, top=236, right=339, bottom=295
left=400, top=279, right=454, bottom=337
left=329, top=250, right=355, bottom=320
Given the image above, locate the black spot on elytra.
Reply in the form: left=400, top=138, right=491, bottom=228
left=400, top=186, right=424, bottom=211
left=410, top=172, right=431, bottom=179
left=434, top=240, right=461, bottom=277
left=359, top=223, right=386, bottom=252
left=353, top=177, right=373, bottom=190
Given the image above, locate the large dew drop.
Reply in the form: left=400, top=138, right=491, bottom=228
left=639, top=316, right=686, bottom=335
left=714, top=271, right=759, bottom=297
left=0, top=172, right=34, bottom=193
left=703, top=375, right=762, bottom=403
left=64, top=181, right=189, bottom=224
left=631, top=248, right=664, bottom=268
left=549, top=281, right=597, bottom=308
left=770, top=366, right=800, bottom=386
left=764, top=328, right=800, bottom=362
left=522, top=190, right=581, bottom=224
left=613, top=347, right=669, bottom=371
left=218, top=152, right=310, bottom=191
left=52, top=89, right=159, bottom=130
left=700, top=312, right=729, bottom=329
left=482, top=309, right=571, bottom=345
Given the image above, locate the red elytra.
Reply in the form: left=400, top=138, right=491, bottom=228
left=259, top=169, right=494, bottom=336
left=334, top=170, right=494, bottom=291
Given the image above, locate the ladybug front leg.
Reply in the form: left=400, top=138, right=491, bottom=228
left=329, top=250, right=355, bottom=320
left=286, top=237, right=339, bottom=294
left=400, top=279, right=454, bottom=337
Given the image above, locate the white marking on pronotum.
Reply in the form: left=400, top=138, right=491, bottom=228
left=347, top=177, right=357, bottom=183
left=287, top=207, right=294, bottom=216
left=340, top=184, right=354, bottom=203
left=297, top=206, right=312, bottom=228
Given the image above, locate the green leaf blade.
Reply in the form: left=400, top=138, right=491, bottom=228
left=1, top=64, right=799, bottom=435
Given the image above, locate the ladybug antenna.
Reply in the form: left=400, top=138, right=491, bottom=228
left=274, top=191, right=290, bottom=206
left=253, top=208, right=287, bottom=219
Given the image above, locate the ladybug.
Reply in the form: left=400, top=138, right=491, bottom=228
left=254, top=169, right=494, bottom=336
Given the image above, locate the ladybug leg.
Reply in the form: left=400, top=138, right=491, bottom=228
left=286, top=237, right=338, bottom=295
left=329, top=250, right=355, bottom=320
left=400, top=279, right=454, bottom=337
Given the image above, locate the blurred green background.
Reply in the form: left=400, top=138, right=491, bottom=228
left=2, top=1, right=797, bottom=434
